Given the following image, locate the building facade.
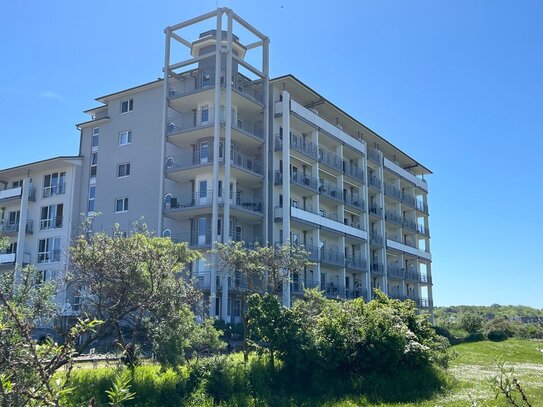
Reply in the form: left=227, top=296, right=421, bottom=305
left=0, top=9, right=433, bottom=321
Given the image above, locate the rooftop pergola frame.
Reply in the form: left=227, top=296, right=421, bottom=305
left=158, top=8, right=270, bottom=319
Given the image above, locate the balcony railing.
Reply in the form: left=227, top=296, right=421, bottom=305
left=0, top=186, right=36, bottom=202
left=0, top=220, right=33, bottom=234
left=369, top=205, right=383, bottom=217
left=319, top=180, right=342, bottom=202
left=40, top=217, right=63, bottom=231
left=231, top=232, right=263, bottom=249
left=385, top=210, right=402, bottom=226
left=344, top=164, right=365, bottom=183
left=37, top=250, right=61, bottom=264
left=318, top=148, right=344, bottom=172
left=290, top=172, right=319, bottom=192
left=368, top=149, right=382, bottom=164
left=345, top=287, right=367, bottom=299
left=345, top=255, right=367, bottom=271
left=405, top=269, right=420, bottom=281
left=166, top=190, right=214, bottom=211
left=384, top=181, right=401, bottom=200
left=403, top=217, right=417, bottom=231
left=168, top=69, right=264, bottom=104
left=172, top=229, right=213, bottom=247
left=417, top=224, right=430, bottom=237
left=420, top=273, right=432, bottom=284
left=231, top=150, right=264, bottom=175
left=344, top=194, right=365, bottom=210
left=43, top=183, right=66, bottom=199
left=320, top=247, right=345, bottom=266
left=387, top=263, right=404, bottom=279
left=368, top=175, right=381, bottom=190
left=416, top=199, right=429, bottom=214
left=167, top=107, right=264, bottom=140
left=274, top=170, right=283, bottom=185
left=232, top=193, right=263, bottom=214
left=290, top=133, right=319, bottom=160
left=370, top=262, right=385, bottom=275
left=401, top=192, right=416, bottom=208
left=370, top=232, right=384, bottom=246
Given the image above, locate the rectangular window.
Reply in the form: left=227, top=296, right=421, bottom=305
left=12, top=180, right=23, bottom=188
left=92, top=128, right=99, bottom=148
left=38, top=237, right=61, bottom=263
left=119, top=130, right=132, bottom=146
left=120, top=98, right=133, bottom=113
left=115, top=197, right=129, bottom=213
left=40, top=204, right=63, bottom=230
left=117, top=163, right=131, bottom=178
left=87, top=186, right=96, bottom=213
left=43, top=172, right=66, bottom=198
left=90, top=153, right=98, bottom=179
left=201, top=105, right=209, bottom=123
left=291, top=199, right=298, bottom=208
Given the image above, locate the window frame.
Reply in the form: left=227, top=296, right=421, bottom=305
left=117, top=163, right=131, bottom=178
left=115, top=197, right=129, bottom=213
left=119, top=130, right=132, bottom=146
left=120, top=98, right=134, bottom=114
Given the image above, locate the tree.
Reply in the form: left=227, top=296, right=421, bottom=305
left=68, top=222, right=208, bottom=368
left=0, top=265, right=100, bottom=406
left=460, top=312, right=484, bottom=334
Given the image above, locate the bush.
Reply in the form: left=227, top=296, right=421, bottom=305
left=485, top=318, right=516, bottom=341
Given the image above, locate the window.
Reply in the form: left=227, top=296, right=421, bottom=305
left=43, top=172, right=66, bottom=198
left=119, top=130, right=132, bottom=146
left=217, top=218, right=222, bottom=236
left=87, top=186, right=96, bottom=213
left=36, top=270, right=48, bottom=285
left=199, top=142, right=209, bottom=163
left=201, top=105, right=209, bottom=123
left=92, top=128, right=99, bottom=148
left=6, top=211, right=20, bottom=232
left=117, top=163, right=131, bottom=178
left=115, top=197, right=129, bottom=213
left=40, top=204, right=63, bottom=230
left=12, top=180, right=23, bottom=188
left=291, top=199, right=298, bottom=208
left=320, top=209, right=326, bottom=217
left=120, top=98, right=133, bottom=113
left=90, top=153, right=98, bottom=179
left=38, top=237, right=61, bottom=263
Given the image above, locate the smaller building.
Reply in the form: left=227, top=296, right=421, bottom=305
left=0, top=156, right=83, bottom=311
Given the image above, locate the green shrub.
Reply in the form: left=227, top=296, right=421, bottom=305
left=484, top=318, right=515, bottom=341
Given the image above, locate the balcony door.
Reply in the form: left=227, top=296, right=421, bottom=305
left=198, top=180, right=208, bottom=205
left=199, top=142, right=209, bottom=164
left=198, top=217, right=207, bottom=245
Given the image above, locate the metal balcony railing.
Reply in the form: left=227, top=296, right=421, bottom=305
left=43, top=183, right=66, bottom=199
left=384, top=181, right=401, bottom=200
left=368, top=175, right=381, bottom=190
left=387, top=263, right=404, bottom=279
left=344, top=194, right=365, bottom=210
left=370, top=262, right=385, bottom=275
left=385, top=210, right=402, bottom=226
left=386, top=233, right=403, bottom=244
left=416, top=199, right=429, bottom=214
left=320, top=247, right=345, bottom=266
left=369, top=205, right=383, bottom=217
left=417, top=224, right=430, bottom=237
left=318, top=147, right=344, bottom=172
left=370, top=232, right=384, bottom=246
left=168, top=69, right=264, bottom=104
left=368, top=149, right=382, bottom=164
left=0, top=220, right=33, bottom=234
left=290, top=132, right=319, bottom=160
left=420, top=273, right=432, bottom=284
left=37, top=250, right=61, bottom=264
left=290, top=172, right=319, bottom=192
left=345, top=255, right=367, bottom=271
left=232, top=193, right=263, bottom=214
left=402, top=192, right=416, bottom=208
left=166, top=190, right=214, bottom=210
left=0, top=186, right=36, bottom=202
left=40, top=217, right=63, bottom=231
left=402, top=217, right=418, bottom=231
left=172, top=229, right=213, bottom=247
left=344, top=164, right=365, bottom=183
left=319, top=180, right=342, bottom=202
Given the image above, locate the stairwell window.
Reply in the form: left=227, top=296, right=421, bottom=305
left=119, top=130, right=132, bottom=146
left=87, top=186, right=96, bottom=213
left=115, top=197, right=129, bottom=213
left=120, top=98, right=133, bottom=114
left=92, top=128, right=99, bottom=149
left=117, top=163, right=131, bottom=178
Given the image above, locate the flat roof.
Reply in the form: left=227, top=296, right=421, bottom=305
left=270, top=74, right=432, bottom=175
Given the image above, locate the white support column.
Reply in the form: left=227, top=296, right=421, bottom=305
left=281, top=90, right=291, bottom=307
left=262, top=38, right=270, bottom=245
left=221, top=10, right=234, bottom=322
left=158, top=27, right=171, bottom=234
left=210, top=13, right=223, bottom=318
left=14, top=178, right=30, bottom=285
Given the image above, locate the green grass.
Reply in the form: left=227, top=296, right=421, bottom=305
left=63, top=339, right=543, bottom=406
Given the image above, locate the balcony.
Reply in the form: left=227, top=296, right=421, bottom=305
left=416, top=199, right=429, bottom=214
left=167, top=107, right=264, bottom=141
left=420, top=273, right=432, bottom=284
left=387, top=263, right=404, bottom=279
left=290, top=133, right=319, bottom=160
left=40, top=217, right=63, bottom=231
left=384, top=181, right=401, bottom=201
left=37, top=250, right=61, bottom=264
left=420, top=298, right=432, bottom=309
left=370, top=231, right=384, bottom=246
left=368, top=175, right=381, bottom=191
left=386, top=233, right=403, bottom=245
left=402, top=217, right=417, bottom=232
left=401, top=192, right=416, bottom=208
left=344, top=163, right=365, bottom=184
left=370, top=262, right=385, bottom=275
left=172, top=229, right=213, bottom=248
left=0, top=220, right=33, bottom=235
left=43, top=183, right=66, bottom=199
left=166, top=148, right=264, bottom=179
left=369, top=205, right=383, bottom=217
left=231, top=232, right=263, bottom=249
left=168, top=69, right=264, bottom=105
left=345, top=287, right=367, bottom=300
left=385, top=210, right=402, bottom=226
left=417, top=224, right=430, bottom=237
left=405, top=269, right=420, bottom=282
left=165, top=190, right=213, bottom=213
left=344, top=194, right=365, bottom=211
left=0, top=186, right=36, bottom=202
left=0, top=251, right=31, bottom=265
left=319, top=180, right=342, bottom=202
left=232, top=193, right=263, bottom=215
left=318, top=147, right=344, bottom=173
left=290, top=172, right=319, bottom=192
left=290, top=206, right=367, bottom=240
left=368, top=149, right=382, bottom=165
left=345, top=255, right=367, bottom=271
left=320, top=247, right=345, bottom=267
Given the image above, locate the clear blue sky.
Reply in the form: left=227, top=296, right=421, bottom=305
left=1, top=1, right=541, bottom=308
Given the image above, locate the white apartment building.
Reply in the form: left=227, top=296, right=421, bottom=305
left=0, top=157, right=83, bottom=310
left=1, top=9, right=433, bottom=321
